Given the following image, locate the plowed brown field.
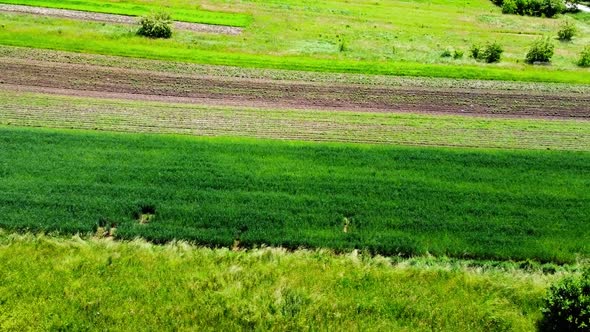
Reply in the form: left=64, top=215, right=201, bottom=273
left=1, top=58, right=589, bottom=119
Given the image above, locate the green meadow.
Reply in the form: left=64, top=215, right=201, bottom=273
left=0, top=231, right=563, bottom=331
left=0, top=0, right=589, bottom=82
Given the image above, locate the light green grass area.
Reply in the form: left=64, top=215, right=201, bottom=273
left=0, top=0, right=589, bottom=82
left=0, top=0, right=252, bottom=26
left=0, top=231, right=562, bottom=331
left=2, top=90, right=590, bottom=151
left=1, top=126, right=589, bottom=263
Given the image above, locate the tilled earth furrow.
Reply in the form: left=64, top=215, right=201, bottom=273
left=1, top=59, right=588, bottom=119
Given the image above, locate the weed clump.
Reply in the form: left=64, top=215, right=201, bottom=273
left=137, top=12, right=173, bottom=39
left=540, top=270, right=590, bottom=331
left=578, top=46, right=590, bottom=67
left=525, top=37, right=555, bottom=64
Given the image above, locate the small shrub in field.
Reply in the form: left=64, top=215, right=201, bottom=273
left=540, top=270, right=590, bottom=331
left=557, top=20, right=576, bottom=41
left=137, top=12, right=172, bottom=39
left=440, top=49, right=452, bottom=58
left=470, top=43, right=503, bottom=63
left=480, top=42, right=503, bottom=63
left=453, top=50, right=464, bottom=59
left=578, top=46, right=590, bottom=67
left=525, top=37, right=555, bottom=64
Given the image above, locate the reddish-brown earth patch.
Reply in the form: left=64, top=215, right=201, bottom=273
left=0, top=58, right=589, bottom=119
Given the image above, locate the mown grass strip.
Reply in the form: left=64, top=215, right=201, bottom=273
left=0, top=14, right=588, bottom=84
left=0, top=0, right=252, bottom=26
left=0, top=231, right=553, bottom=331
left=2, top=90, right=590, bottom=151
left=0, top=126, right=589, bottom=263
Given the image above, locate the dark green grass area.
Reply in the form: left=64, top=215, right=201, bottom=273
left=1, top=126, right=589, bottom=263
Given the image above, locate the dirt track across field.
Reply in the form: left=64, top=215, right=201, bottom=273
left=0, top=58, right=589, bottom=119
left=0, top=4, right=242, bottom=35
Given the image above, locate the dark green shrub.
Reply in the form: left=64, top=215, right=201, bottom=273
left=480, top=42, right=504, bottom=63
left=453, top=50, right=464, bottom=59
left=137, top=12, right=172, bottom=39
left=469, top=43, right=503, bottom=63
left=440, top=49, right=452, bottom=58
left=492, top=0, right=566, bottom=17
left=578, top=46, right=590, bottom=67
left=502, top=0, right=518, bottom=13
left=540, top=270, right=590, bottom=331
left=558, top=20, right=577, bottom=41
left=525, top=37, right=555, bottom=63
left=470, top=44, right=481, bottom=59
left=542, top=0, right=566, bottom=17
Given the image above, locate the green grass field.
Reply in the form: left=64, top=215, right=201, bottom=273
left=1, top=0, right=589, bottom=328
left=0, top=0, right=589, bottom=83
left=1, top=126, right=589, bottom=263
left=0, top=231, right=564, bottom=331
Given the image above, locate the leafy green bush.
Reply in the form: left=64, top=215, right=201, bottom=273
left=557, top=20, right=576, bottom=41
left=502, top=0, right=519, bottom=14
left=525, top=37, right=555, bottom=64
left=453, top=50, right=464, bottom=59
left=137, top=12, right=173, bottom=39
left=578, top=46, right=590, bottom=67
left=540, top=270, right=590, bottom=331
left=469, top=43, right=503, bottom=63
left=480, top=42, right=504, bottom=63
left=440, top=49, right=452, bottom=58
left=492, top=0, right=566, bottom=17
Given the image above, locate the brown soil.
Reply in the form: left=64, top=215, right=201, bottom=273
left=1, top=58, right=589, bottom=119
left=0, top=4, right=242, bottom=35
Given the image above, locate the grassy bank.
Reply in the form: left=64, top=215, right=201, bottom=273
left=0, top=231, right=555, bottom=331
left=0, top=126, right=589, bottom=263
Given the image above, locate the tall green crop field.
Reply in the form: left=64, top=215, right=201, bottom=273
left=1, top=127, right=588, bottom=263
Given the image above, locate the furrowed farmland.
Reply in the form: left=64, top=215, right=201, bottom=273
left=0, top=0, right=589, bottom=330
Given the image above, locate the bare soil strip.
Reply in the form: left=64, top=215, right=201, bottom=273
left=2, top=90, right=588, bottom=151
left=0, top=4, right=242, bottom=35
left=0, top=58, right=588, bottom=119
left=2, top=46, right=589, bottom=95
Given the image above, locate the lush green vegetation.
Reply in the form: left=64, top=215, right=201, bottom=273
left=1, top=126, right=589, bottom=263
left=0, top=0, right=252, bottom=26
left=0, top=231, right=564, bottom=331
left=540, top=269, right=590, bottom=331
left=0, top=0, right=589, bottom=83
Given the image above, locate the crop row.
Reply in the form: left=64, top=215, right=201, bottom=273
left=1, top=91, right=589, bottom=151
